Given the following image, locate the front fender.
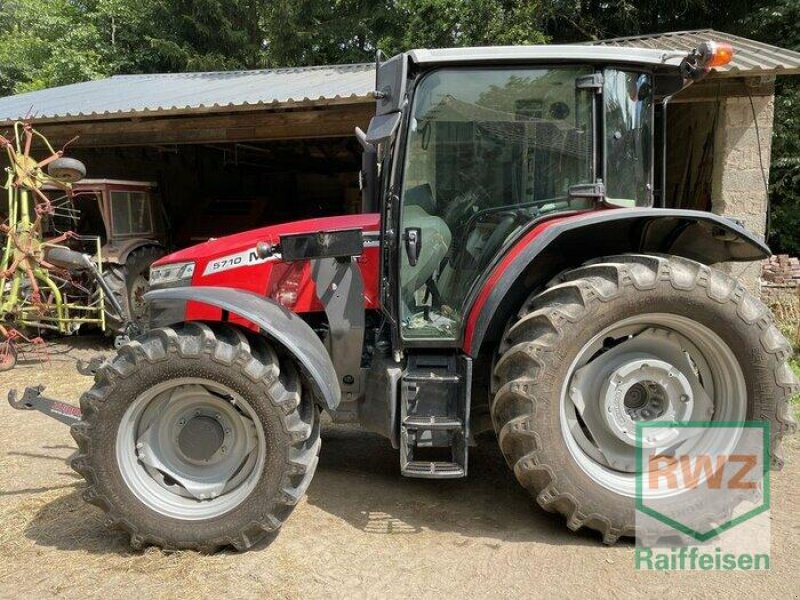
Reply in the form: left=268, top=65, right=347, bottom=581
left=463, top=208, right=770, bottom=356
left=144, top=287, right=340, bottom=410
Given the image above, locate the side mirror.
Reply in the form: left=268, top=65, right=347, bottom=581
left=403, top=227, right=421, bottom=267
left=375, top=52, right=408, bottom=116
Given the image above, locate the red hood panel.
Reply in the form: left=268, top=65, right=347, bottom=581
left=155, top=213, right=382, bottom=319
left=155, top=213, right=381, bottom=266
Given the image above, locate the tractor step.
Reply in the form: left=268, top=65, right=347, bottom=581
left=400, top=354, right=472, bottom=479
left=403, top=460, right=465, bottom=478
left=403, top=415, right=463, bottom=430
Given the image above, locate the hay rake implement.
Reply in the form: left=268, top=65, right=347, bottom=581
left=0, top=122, right=130, bottom=370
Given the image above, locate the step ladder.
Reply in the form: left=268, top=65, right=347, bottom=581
left=400, top=354, right=471, bottom=479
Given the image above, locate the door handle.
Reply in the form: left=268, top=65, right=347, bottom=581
left=403, top=227, right=422, bottom=267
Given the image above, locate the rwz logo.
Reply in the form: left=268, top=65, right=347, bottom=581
left=647, top=453, right=758, bottom=490
left=635, top=421, right=769, bottom=544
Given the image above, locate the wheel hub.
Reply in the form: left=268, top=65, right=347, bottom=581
left=601, top=358, right=694, bottom=447
left=118, top=380, right=263, bottom=516
left=178, top=415, right=225, bottom=462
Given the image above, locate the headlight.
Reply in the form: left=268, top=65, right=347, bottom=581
left=149, top=261, right=195, bottom=287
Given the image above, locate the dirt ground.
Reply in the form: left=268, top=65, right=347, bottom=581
left=0, top=336, right=798, bottom=600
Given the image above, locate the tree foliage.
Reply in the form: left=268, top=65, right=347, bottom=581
left=746, top=0, right=800, bottom=255
left=0, top=0, right=798, bottom=252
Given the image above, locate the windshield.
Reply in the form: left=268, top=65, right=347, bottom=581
left=398, top=66, right=594, bottom=340
left=604, top=69, right=653, bottom=206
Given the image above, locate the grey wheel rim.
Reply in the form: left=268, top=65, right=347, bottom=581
left=560, top=313, right=747, bottom=498
left=116, top=377, right=266, bottom=520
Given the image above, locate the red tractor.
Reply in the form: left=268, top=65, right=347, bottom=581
left=10, top=42, right=798, bottom=551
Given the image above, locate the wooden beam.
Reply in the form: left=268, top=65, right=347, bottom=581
left=30, top=104, right=375, bottom=148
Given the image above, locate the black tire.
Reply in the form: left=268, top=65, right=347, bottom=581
left=100, top=246, right=164, bottom=333
left=47, top=157, right=86, bottom=183
left=99, top=264, right=129, bottom=333
left=492, top=254, right=798, bottom=544
left=70, top=322, right=321, bottom=552
left=124, top=246, right=165, bottom=327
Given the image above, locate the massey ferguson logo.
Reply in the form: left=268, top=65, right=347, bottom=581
left=202, top=248, right=276, bottom=276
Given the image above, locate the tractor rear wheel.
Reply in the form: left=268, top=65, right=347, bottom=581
left=492, top=254, right=798, bottom=544
left=71, top=322, right=320, bottom=552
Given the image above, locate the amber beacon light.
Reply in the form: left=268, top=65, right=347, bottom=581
left=700, top=41, right=735, bottom=67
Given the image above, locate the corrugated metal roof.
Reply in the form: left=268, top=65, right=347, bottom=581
left=0, top=63, right=375, bottom=123
left=590, top=29, right=800, bottom=78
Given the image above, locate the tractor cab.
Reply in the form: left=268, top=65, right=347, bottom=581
left=43, top=179, right=166, bottom=261
left=40, top=179, right=168, bottom=327
left=361, top=47, right=694, bottom=345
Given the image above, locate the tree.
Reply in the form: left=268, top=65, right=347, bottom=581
left=0, top=0, right=268, bottom=96
left=746, top=0, right=800, bottom=254
left=0, top=0, right=106, bottom=95
left=262, top=0, right=396, bottom=67
left=385, top=0, right=549, bottom=51
left=261, top=0, right=551, bottom=68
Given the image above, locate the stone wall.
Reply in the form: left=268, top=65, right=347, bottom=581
left=711, top=90, right=775, bottom=292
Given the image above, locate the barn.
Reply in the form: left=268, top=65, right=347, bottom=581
left=0, top=63, right=376, bottom=246
left=0, top=29, right=798, bottom=287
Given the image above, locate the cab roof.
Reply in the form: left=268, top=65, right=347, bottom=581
left=406, top=45, right=686, bottom=70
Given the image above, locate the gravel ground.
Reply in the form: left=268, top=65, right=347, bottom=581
left=0, top=336, right=798, bottom=600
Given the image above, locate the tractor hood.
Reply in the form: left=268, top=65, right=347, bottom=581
left=155, top=213, right=380, bottom=267
left=150, top=213, right=382, bottom=316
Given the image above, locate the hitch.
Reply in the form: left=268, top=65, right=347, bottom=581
left=7, top=385, right=82, bottom=426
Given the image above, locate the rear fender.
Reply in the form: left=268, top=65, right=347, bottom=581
left=463, top=208, right=770, bottom=356
left=145, top=287, right=340, bottom=410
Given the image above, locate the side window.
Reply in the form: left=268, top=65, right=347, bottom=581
left=399, top=67, right=594, bottom=341
left=111, top=191, right=153, bottom=235
left=604, top=70, right=653, bottom=206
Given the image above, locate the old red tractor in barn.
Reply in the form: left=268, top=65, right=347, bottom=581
left=9, top=42, right=797, bottom=551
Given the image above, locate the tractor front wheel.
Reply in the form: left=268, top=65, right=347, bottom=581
left=492, top=254, right=798, bottom=543
left=71, top=322, right=320, bottom=552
